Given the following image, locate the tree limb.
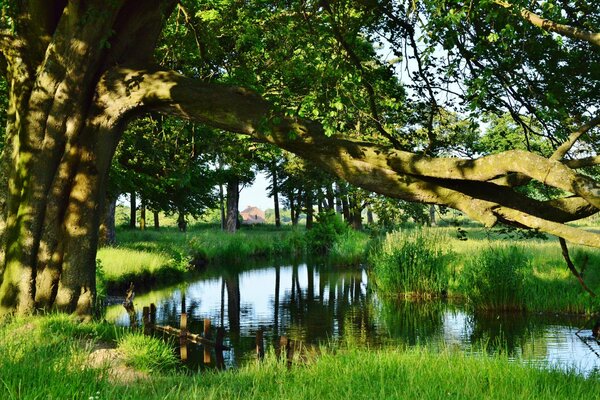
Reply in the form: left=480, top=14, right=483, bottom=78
left=559, top=237, right=596, bottom=297
left=96, top=66, right=600, bottom=247
left=494, top=0, right=600, bottom=48
left=551, top=115, right=600, bottom=161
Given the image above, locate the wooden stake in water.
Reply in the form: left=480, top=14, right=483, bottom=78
left=203, top=318, right=212, bottom=364
left=180, top=309, right=188, bottom=362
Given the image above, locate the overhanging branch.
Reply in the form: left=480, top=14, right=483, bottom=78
left=494, top=0, right=600, bottom=48
left=97, top=66, right=600, bottom=247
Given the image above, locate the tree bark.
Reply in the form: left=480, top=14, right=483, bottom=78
left=153, top=211, right=160, bottom=230
left=99, top=195, right=117, bottom=247
left=139, top=197, right=146, bottom=231
left=129, top=192, right=136, bottom=229
left=305, top=192, right=314, bottom=230
left=271, top=164, right=281, bottom=228
left=225, top=176, right=239, bottom=233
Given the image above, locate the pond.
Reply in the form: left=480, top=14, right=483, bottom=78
left=106, top=260, right=600, bottom=376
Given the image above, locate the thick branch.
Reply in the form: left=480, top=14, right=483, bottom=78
left=387, top=150, right=600, bottom=210
left=494, top=0, right=600, bottom=48
left=551, top=115, right=600, bottom=161
left=565, top=156, right=600, bottom=169
left=97, top=67, right=600, bottom=247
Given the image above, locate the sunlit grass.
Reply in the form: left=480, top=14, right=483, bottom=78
left=1, top=315, right=599, bottom=399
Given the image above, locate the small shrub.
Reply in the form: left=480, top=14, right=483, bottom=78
left=369, top=229, right=450, bottom=296
left=459, top=244, right=528, bottom=311
left=305, top=211, right=350, bottom=254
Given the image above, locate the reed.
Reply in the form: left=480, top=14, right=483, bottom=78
left=369, top=228, right=451, bottom=297
left=459, top=243, right=528, bottom=311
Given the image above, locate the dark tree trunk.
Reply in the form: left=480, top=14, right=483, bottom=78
left=225, top=176, right=239, bottom=233
left=349, top=197, right=363, bottom=230
left=130, top=192, right=136, bottom=229
left=177, top=212, right=187, bottom=232
left=219, top=183, right=226, bottom=231
left=153, top=211, right=160, bottom=230
left=367, top=206, right=374, bottom=225
left=290, top=196, right=297, bottom=227
left=341, top=196, right=350, bottom=223
left=326, top=184, right=335, bottom=211
left=305, top=192, right=314, bottom=230
left=271, top=164, right=281, bottom=228
left=139, top=197, right=146, bottom=231
left=429, top=205, right=437, bottom=226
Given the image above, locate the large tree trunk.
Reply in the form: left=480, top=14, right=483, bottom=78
left=305, top=192, right=314, bottom=230
left=225, top=176, right=239, bottom=233
left=153, top=211, right=160, bottom=230
left=0, top=1, right=178, bottom=316
left=99, top=195, right=117, bottom=246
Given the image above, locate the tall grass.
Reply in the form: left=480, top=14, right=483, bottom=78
left=117, top=333, right=178, bottom=372
left=1, top=316, right=599, bottom=400
left=459, top=244, right=528, bottom=311
left=369, top=229, right=451, bottom=297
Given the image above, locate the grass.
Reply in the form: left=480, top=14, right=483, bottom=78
left=97, top=224, right=368, bottom=295
left=1, top=315, right=599, bottom=400
left=99, top=222, right=600, bottom=313
left=369, top=228, right=451, bottom=297
left=118, top=333, right=179, bottom=372
left=368, top=226, right=600, bottom=314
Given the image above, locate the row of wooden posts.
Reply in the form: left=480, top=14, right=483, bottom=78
left=141, top=303, right=297, bottom=367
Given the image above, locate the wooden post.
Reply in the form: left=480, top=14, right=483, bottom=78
left=215, top=327, right=225, bottom=370
left=180, top=311, right=188, bottom=362
left=142, top=306, right=150, bottom=335
left=256, top=329, right=265, bottom=361
left=203, top=318, right=212, bottom=365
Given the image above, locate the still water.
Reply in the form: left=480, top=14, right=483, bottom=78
left=106, top=261, right=600, bottom=375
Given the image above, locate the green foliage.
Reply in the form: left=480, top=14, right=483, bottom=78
left=305, top=211, right=350, bottom=254
left=117, top=333, right=178, bottom=373
left=459, top=244, right=529, bottom=311
left=328, top=229, right=371, bottom=266
left=369, top=229, right=450, bottom=296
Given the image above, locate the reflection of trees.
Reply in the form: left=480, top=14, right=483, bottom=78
left=275, top=263, right=378, bottom=346
left=378, top=299, right=445, bottom=346
left=467, top=312, right=546, bottom=357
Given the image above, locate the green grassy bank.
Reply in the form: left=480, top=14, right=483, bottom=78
left=369, top=227, right=600, bottom=314
left=98, top=222, right=600, bottom=313
left=1, top=315, right=598, bottom=400
left=97, top=223, right=369, bottom=295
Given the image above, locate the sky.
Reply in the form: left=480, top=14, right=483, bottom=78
left=238, top=171, right=277, bottom=211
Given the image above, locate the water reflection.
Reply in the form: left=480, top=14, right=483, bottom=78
left=106, top=261, right=600, bottom=375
